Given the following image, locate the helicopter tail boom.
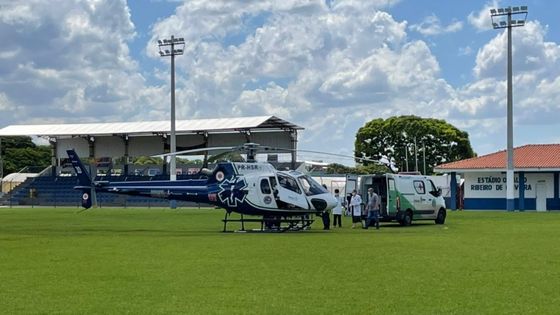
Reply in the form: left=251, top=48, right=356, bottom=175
left=66, top=149, right=94, bottom=209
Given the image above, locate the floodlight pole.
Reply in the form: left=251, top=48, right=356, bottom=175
left=490, top=6, right=528, bottom=211
left=158, top=35, right=185, bottom=182
left=170, top=40, right=177, bottom=182
left=158, top=35, right=185, bottom=209
left=506, top=12, right=514, bottom=212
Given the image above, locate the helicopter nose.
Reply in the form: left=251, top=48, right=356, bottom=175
left=325, top=193, right=338, bottom=210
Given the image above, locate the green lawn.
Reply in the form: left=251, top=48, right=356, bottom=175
left=1, top=208, right=559, bottom=314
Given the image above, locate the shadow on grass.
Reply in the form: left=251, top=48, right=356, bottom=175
left=5, top=226, right=341, bottom=237
left=378, top=222, right=439, bottom=229
left=3, top=227, right=225, bottom=238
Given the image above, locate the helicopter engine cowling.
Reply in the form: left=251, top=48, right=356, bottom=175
left=310, top=198, right=327, bottom=211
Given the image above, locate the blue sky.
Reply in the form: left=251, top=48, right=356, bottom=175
left=1, top=0, right=559, bottom=164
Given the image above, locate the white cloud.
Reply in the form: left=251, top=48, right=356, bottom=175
left=468, top=0, right=500, bottom=31
left=0, top=0, right=160, bottom=126
left=409, top=14, right=463, bottom=36
left=474, top=21, right=559, bottom=79
left=447, top=19, right=560, bottom=140
left=459, top=46, right=473, bottom=56
left=2, top=0, right=560, bottom=161
left=144, top=1, right=465, bottom=158
left=0, top=92, right=14, bottom=111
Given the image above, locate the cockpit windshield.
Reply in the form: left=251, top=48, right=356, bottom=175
left=298, top=175, right=329, bottom=196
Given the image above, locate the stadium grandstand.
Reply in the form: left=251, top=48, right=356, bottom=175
left=0, top=116, right=303, bottom=207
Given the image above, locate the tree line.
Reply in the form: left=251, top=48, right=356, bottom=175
left=1, top=136, right=51, bottom=176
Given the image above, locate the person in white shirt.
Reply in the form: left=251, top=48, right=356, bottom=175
left=332, top=189, right=344, bottom=227
left=350, top=189, right=363, bottom=229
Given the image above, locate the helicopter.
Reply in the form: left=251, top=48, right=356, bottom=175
left=67, top=143, right=349, bottom=231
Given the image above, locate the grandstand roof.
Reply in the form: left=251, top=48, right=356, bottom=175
left=0, top=115, right=303, bottom=137
left=434, top=144, right=560, bottom=172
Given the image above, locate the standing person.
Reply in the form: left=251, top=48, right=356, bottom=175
left=364, top=187, right=380, bottom=230
left=321, top=208, right=330, bottom=230
left=332, top=189, right=344, bottom=228
left=345, top=193, right=352, bottom=216
left=350, top=190, right=363, bottom=229
left=318, top=184, right=331, bottom=230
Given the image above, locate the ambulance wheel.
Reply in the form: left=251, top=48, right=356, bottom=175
left=435, top=208, right=446, bottom=224
left=400, top=210, right=413, bottom=226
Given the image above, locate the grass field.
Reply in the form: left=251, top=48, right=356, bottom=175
left=1, top=207, right=560, bottom=314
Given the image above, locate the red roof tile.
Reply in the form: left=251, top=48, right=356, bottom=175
left=436, top=144, right=560, bottom=170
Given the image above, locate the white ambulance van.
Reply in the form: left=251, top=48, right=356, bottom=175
left=357, top=174, right=447, bottom=226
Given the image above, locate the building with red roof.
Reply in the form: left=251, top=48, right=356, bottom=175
left=434, top=144, right=560, bottom=211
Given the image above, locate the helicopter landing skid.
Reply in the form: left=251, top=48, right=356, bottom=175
left=222, top=212, right=314, bottom=232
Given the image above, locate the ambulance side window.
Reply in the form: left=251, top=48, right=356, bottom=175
left=413, top=180, right=426, bottom=194
left=389, top=179, right=396, bottom=191
left=260, top=179, right=272, bottom=194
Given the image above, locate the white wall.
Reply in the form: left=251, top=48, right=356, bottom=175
left=57, top=138, right=89, bottom=157
left=95, top=136, right=125, bottom=157
left=464, top=172, right=554, bottom=199
left=128, top=136, right=164, bottom=157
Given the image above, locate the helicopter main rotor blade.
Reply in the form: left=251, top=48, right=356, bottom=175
left=153, top=146, right=236, bottom=158
left=258, top=147, right=383, bottom=164
left=256, top=146, right=397, bottom=172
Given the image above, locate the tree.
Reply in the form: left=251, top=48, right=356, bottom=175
left=325, top=163, right=389, bottom=175
left=133, top=156, right=163, bottom=165
left=1, top=136, right=51, bottom=175
left=1, top=136, right=35, bottom=151
left=355, top=116, right=475, bottom=175
left=176, top=157, right=203, bottom=165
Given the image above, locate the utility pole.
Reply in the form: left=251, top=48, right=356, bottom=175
left=158, top=35, right=185, bottom=208
left=422, top=141, right=426, bottom=175
left=414, top=137, right=418, bottom=173
left=490, top=6, right=528, bottom=211
left=405, top=145, right=409, bottom=172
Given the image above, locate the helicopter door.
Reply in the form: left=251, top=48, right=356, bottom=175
left=276, top=173, right=309, bottom=209
left=258, top=177, right=277, bottom=208
left=387, top=176, right=398, bottom=216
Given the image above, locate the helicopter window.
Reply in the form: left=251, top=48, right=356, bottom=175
left=260, top=179, right=272, bottom=194
left=277, top=174, right=301, bottom=194
left=269, top=177, right=279, bottom=198
left=269, top=176, right=277, bottom=189
left=298, top=175, right=328, bottom=196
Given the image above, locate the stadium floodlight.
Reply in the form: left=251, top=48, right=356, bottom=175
left=157, top=34, right=185, bottom=203
left=489, top=6, right=528, bottom=212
